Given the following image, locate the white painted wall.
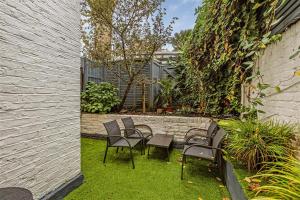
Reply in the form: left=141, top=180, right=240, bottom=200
left=0, top=0, right=81, bottom=199
left=256, top=20, right=300, bottom=123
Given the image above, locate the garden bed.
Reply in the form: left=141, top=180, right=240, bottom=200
left=113, top=110, right=238, bottom=119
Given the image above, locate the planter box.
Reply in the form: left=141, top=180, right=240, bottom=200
left=223, top=160, right=248, bottom=200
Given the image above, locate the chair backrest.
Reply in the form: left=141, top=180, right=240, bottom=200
left=207, top=121, right=219, bottom=137
left=103, top=120, right=122, bottom=145
left=212, top=128, right=226, bottom=156
left=121, top=117, right=135, bottom=136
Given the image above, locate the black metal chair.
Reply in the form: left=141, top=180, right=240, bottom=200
left=121, top=117, right=153, bottom=140
left=181, top=128, right=226, bottom=179
left=121, top=117, right=153, bottom=154
left=103, top=120, right=143, bottom=169
left=184, top=121, right=219, bottom=146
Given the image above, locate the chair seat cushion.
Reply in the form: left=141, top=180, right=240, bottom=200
left=112, top=138, right=142, bottom=147
left=183, top=145, right=215, bottom=160
left=128, top=132, right=152, bottom=139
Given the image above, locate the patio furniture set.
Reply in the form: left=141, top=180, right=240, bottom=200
left=103, top=117, right=226, bottom=179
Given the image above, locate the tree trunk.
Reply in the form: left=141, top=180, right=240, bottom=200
left=118, top=79, right=134, bottom=111
left=142, top=83, right=146, bottom=113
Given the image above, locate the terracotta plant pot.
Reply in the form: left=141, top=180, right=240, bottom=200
left=156, top=108, right=164, bottom=114
left=165, top=106, right=173, bottom=113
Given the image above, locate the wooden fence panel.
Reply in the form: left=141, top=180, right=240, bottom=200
left=81, top=57, right=152, bottom=109
left=272, top=0, right=300, bottom=34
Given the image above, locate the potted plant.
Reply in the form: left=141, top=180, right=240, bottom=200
left=155, top=78, right=177, bottom=113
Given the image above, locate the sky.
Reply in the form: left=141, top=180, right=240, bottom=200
left=162, top=0, right=202, bottom=50
left=81, top=0, right=202, bottom=52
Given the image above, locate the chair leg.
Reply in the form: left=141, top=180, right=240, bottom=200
left=121, top=147, right=124, bottom=151
left=167, top=148, right=170, bottom=162
left=116, top=147, right=119, bottom=153
left=130, top=148, right=135, bottom=169
left=181, top=155, right=185, bottom=180
left=140, top=141, right=143, bottom=155
left=147, top=146, right=150, bottom=159
left=103, top=145, right=109, bottom=164
left=143, top=138, right=146, bottom=155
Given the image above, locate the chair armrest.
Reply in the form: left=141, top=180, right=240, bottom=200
left=184, top=128, right=207, bottom=138
left=106, top=135, right=132, bottom=148
left=121, top=128, right=143, bottom=138
left=145, top=134, right=153, bottom=139
left=134, top=124, right=153, bottom=136
left=183, top=144, right=223, bottom=154
left=185, top=134, right=213, bottom=144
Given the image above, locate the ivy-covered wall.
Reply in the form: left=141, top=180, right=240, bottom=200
left=183, top=0, right=279, bottom=116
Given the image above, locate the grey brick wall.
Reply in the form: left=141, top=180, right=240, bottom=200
left=0, top=0, right=81, bottom=199
left=256, top=20, right=300, bottom=124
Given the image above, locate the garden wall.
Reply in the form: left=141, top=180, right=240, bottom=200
left=244, top=20, right=300, bottom=158
left=81, top=113, right=212, bottom=141
left=0, top=1, right=81, bottom=199
left=254, top=20, right=300, bottom=124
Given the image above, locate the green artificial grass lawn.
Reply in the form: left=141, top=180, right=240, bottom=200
left=65, top=138, right=229, bottom=200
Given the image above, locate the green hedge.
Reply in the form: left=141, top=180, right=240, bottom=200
left=81, top=82, right=120, bottom=113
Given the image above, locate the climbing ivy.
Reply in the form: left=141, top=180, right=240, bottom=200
left=184, top=0, right=281, bottom=116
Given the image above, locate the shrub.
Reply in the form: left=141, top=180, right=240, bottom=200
left=252, top=157, right=300, bottom=200
left=81, top=82, right=120, bottom=113
left=220, top=119, right=295, bottom=171
left=155, top=78, right=177, bottom=108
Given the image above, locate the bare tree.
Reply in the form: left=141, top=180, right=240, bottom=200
left=81, top=0, right=176, bottom=110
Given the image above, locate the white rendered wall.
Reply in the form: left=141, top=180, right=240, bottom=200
left=252, top=21, right=300, bottom=123
left=0, top=0, right=81, bottom=199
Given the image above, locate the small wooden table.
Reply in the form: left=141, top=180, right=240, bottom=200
left=147, top=134, right=174, bottom=161
left=0, top=187, right=33, bottom=200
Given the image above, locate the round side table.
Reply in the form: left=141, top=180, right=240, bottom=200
left=0, top=187, right=33, bottom=200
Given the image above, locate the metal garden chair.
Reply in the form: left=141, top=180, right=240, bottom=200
left=121, top=117, right=153, bottom=140
left=181, top=128, right=226, bottom=179
left=184, top=121, right=219, bottom=146
left=121, top=117, right=154, bottom=154
left=103, top=120, right=143, bottom=169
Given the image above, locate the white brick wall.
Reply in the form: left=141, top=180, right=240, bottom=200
left=0, top=1, right=81, bottom=199
left=256, top=20, right=300, bottom=124
left=81, top=113, right=212, bottom=141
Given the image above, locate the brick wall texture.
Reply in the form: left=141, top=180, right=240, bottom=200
left=0, top=1, right=81, bottom=199
left=255, top=20, right=300, bottom=158
left=256, top=20, right=300, bottom=123
left=81, top=113, right=212, bottom=141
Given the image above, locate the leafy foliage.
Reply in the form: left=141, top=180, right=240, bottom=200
left=81, top=0, right=176, bottom=110
left=182, top=0, right=281, bottom=116
left=251, top=157, right=300, bottom=200
left=155, top=78, right=178, bottom=108
left=81, top=82, right=120, bottom=113
left=220, top=119, right=295, bottom=171
left=171, top=29, right=192, bottom=51
left=173, top=54, right=200, bottom=108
